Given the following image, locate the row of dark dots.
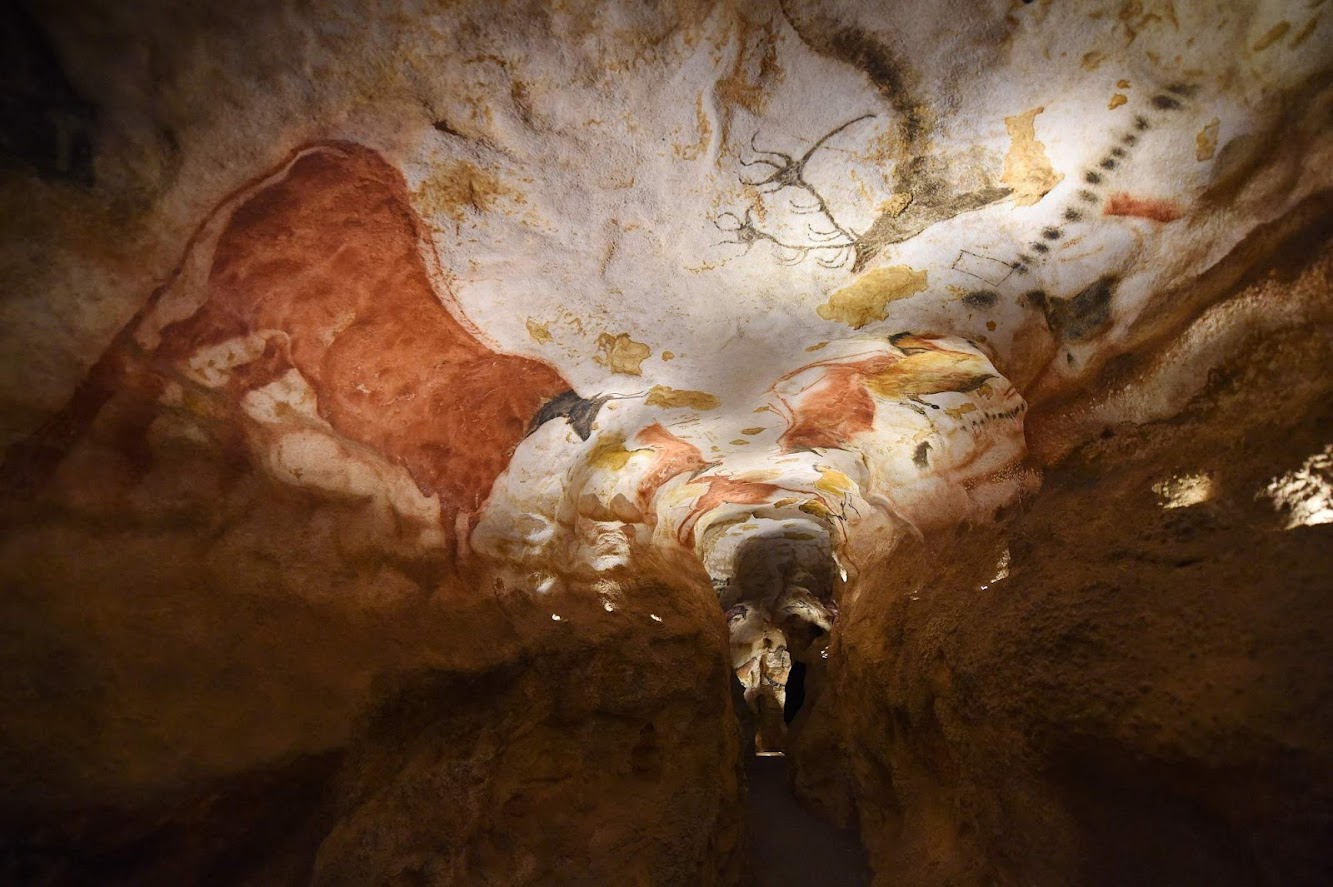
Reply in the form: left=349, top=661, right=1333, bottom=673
left=955, top=85, right=1196, bottom=359
left=963, top=402, right=1028, bottom=432
left=1009, top=83, right=1194, bottom=274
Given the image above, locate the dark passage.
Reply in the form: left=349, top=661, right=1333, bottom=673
left=0, top=2, right=97, bottom=184
left=783, top=660, right=807, bottom=724
left=745, top=755, right=871, bottom=887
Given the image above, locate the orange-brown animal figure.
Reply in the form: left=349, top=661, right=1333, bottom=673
left=3, top=142, right=571, bottom=529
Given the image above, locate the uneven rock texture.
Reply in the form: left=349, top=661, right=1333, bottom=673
left=745, top=755, right=869, bottom=887
left=0, top=0, right=1330, bottom=883
left=790, top=240, right=1333, bottom=885
left=2, top=473, right=743, bottom=884
left=316, top=616, right=743, bottom=886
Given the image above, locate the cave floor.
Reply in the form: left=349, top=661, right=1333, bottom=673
left=745, top=754, right=871, bottom=887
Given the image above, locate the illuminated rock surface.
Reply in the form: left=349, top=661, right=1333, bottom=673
left=0, top=0, right=1329, bottom=884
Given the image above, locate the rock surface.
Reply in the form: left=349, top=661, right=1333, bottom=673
left=0, top=0, right=1330, bottom=883
left=790, top=239, right=1333, bottom=885
left=314, top=576, right=744, bottom=887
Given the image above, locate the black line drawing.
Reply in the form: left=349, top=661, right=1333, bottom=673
left=715, top=115, right=877, bottom=269
left=715, top=114, right=1010, bottom=272
left=713, top=77, right=1195, bottom=311
left=740, top=113, right=874, bottom=245
left=951, top=249, right=1019, bottom=286
left=714, top=207, right=850, bottom=268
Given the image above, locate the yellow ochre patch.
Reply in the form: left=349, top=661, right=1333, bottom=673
left=1002, top=106, right=1063, bottom=206
left=526, top=318, right=553, bottom=343
left=415, top=160, right=523, bottom=222
left=1196, top=119, right=1220, bottom=161
left=645, top=386, right=721, bottom=410
left=816, top=265, right=929, bottom=329
left=596, top=333, right=652, bottom=375
left=588, top=434, right=647, bottom=471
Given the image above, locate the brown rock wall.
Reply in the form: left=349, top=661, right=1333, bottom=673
left=789, top=244, right=1333, bottom=885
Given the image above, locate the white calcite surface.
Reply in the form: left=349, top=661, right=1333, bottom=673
left=4, top=0, right=1330, bottom=725
left=4, top=0, right=1326, bottom=547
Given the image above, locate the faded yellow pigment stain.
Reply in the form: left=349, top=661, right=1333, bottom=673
left=1116, top=79, right=1131, bottom=88
left=676, top=95, right=713, bottom=160
left=816, top=265, right=929, bottom=329
left=526, top=318, right=553, bottom=343
left=945, top=402, right=978, bottom=419
left=1290, top=17, right=1318, bottom=47
left=875, top=192, right=913, bottom=218
left=556, top=309, right=585, bottom=335
left=805, top=342, right=828, bottom=352
left=645, top=385, right=721, bottom=410
left=814, top=468, right=854, bottom=498
left=1108, top=93, right=1128, bottom=110
left=1196, top=119, right=1220, bottom=161
left=1253, top=20, right=1291, bottom=50
left=1116, top=0, right=1180, bottom=39
left=1002, top=107, right=1063, bottom=206
left=740, top=427, right=766, bottom=435
left=715, top=20, right=783, bottom=117
left=588, top=434, right=647, bottom=471
left=596, top=333, right=652, bottom=375
left=798, top=499, right=835, bottom=519
left=661, top=350, right=676, bottom=361
left=1081, top=51, right=1105, bottom=71
left=415, top=160, right=523, bottom=222
left=730, top=439, right=751, bottom=445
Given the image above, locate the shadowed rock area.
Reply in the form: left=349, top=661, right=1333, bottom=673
left=790, top=242, right=1333, bottom=886
left=1, top=0, right=1330, bottom=884
left=746, top=755, right=870, bottom=887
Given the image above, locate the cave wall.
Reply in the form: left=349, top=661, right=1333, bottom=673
left=790, top=237, right=1333, bottom=885
left=0, top=0, right=1330, bottom=884
left=1, top=449, right=745, bottom=884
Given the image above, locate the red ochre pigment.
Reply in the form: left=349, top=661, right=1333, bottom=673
left=8, top=143, right=569, bottom=519
left=1104, top=192, right=1183, bottom=223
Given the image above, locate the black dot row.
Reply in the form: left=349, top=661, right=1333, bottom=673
left=1010, top=85, right=1192, bottom=270
left=964, top=402, right=1028, bottom=431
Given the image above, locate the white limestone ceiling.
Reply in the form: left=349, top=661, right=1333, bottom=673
left=3, top=0, right=1330, bottom=603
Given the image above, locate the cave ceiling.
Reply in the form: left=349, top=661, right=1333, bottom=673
left=2, top=0, right=1329, bottom=647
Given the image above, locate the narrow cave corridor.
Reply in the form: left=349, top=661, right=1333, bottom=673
left=783, top=660, right=806, bottom=725
left=745, top=754, right=871, bottom=887
left=2, top=0, right=1332, bottom=885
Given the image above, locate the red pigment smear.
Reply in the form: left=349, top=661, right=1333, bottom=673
left=1104, top=192, right=1182, bottom=222
left=4, top=142, right=568, bottom=519
left=777, top=357, right=895, bottom=451
left=153, top=143, right=569, bottom=515
left=634, top=422, right=710, bottom=507
left=677, top=477, right=781, bottom=547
